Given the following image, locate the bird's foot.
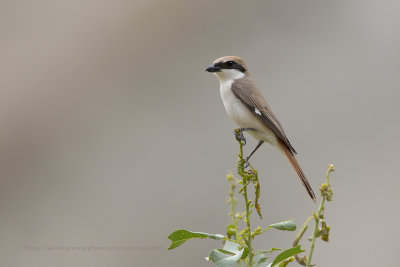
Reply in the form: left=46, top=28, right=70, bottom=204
left=233, top=128, right=255, bottom=146
left=234, top=129, right=247, bottom=145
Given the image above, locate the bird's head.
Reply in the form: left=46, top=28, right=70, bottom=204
left=206, top=56, right=248, bottom=81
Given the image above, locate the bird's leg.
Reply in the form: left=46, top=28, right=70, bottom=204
left=244, top=140, right=264, bottom=168
left=234, top=128, right=255, bottom=146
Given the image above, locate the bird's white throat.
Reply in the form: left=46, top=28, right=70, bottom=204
left=215, top=69, right=245, bottom=109
left=214, top=69, right=245, bottom=87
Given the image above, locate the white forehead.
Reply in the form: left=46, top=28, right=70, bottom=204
left=214, top=69, right=245, bottom=82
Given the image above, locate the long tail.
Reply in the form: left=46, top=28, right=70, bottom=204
left=278, top=139, right=316, bottom=202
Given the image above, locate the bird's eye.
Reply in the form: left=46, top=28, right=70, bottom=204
left=226, top=61, right=234, bottom=66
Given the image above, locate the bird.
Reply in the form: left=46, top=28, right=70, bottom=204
left=206, top=56, right=316, bottom=201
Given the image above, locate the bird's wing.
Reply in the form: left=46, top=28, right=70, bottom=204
left=231, top=78, right=297, bottom=154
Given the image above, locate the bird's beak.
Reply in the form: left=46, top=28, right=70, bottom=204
left=205, top=65, right=221, bottom=72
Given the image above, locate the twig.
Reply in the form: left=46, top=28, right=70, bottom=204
left=306, top=165, right=335, bottom=267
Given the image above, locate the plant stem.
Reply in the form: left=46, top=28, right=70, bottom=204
left=236, top=134, right=254, bottom=266
left=243, top=181, right=253, bottom=266
left=228, top=177, right=238, bottom=239
left=293, top=216, right=312, bottom=265
left=306, top=198, right=325, bottom=267
left=306, top=165, right=334, bottom=267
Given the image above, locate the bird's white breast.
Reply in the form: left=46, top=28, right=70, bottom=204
left=219, top=80, right=251, bottom=127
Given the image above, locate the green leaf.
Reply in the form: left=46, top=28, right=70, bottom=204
left=271, top=245, right=305, bottom=266
left=254, top=254, right=269, bottom=267
left=278, top=257, right=294, bottom=267
left=222, top=239, right=241, bottom=253
left=209, top=240, right=244, bottom=267
left=268, top=219, right=297, bottom=231
left=256, top=248, right=283, bottom=254
left=241, top=247, right=249, bottom=260
left=216, top=249, right=235, bottom=256
left=209, top=249, right=243, bottom=267
left=167, top=230, right=224, bottom=250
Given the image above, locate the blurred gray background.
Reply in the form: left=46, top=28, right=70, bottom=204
left=1, top=0, right=399, bottom=266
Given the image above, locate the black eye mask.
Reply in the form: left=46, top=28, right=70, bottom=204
left=214, top=61, right=246, bottom=73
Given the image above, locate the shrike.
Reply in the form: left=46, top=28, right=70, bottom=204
left=206, top=56, right=316, bottom=201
